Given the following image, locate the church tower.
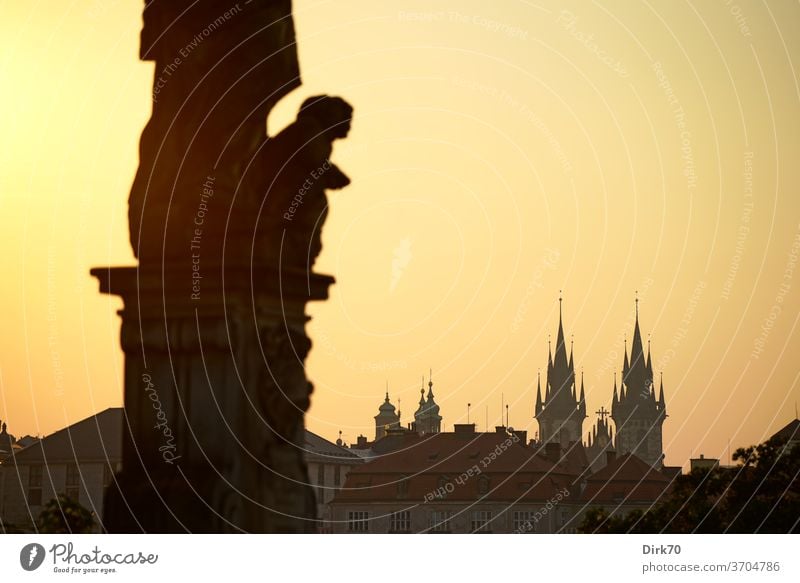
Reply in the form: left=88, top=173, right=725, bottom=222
left=585, top=402, right=615, bottom=473
left=414, top=371, right=442, bottom=434
left=374, top=386, right=400, bottom=441
left=611, top=298, right=667, bottom=467
left=535, top=298, right=586, bottom=445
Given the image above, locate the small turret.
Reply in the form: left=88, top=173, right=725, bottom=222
left=374, top=384, right=400, bottom=441
left=535, top=371, right=543, bottom=415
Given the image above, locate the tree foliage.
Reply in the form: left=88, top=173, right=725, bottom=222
left=36, top=494, right=95, bottom=534
left=579, top=436, right=799, bottom=533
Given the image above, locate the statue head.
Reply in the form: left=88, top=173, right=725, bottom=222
left=298, top=95, right=353, bottom=139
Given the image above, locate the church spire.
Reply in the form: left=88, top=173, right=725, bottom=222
left=568, top=334, right=574, bottom=372
left=535, top=370, right=543, bottom=415
left=630, top=293, right=645, bottom=371
left=579, top=370, right=586, bottom=417
left=553, top=293, right=568, bottom=368
left=612, top=372, right=618, bottom=402
left=623, top=334, right=629, bottom=377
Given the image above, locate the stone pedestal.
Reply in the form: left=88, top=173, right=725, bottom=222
left=93, top=264, right=332, bottom=532
left=93, top=1, right=350, bottom=532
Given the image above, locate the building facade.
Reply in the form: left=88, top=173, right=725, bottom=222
left=0, top=408, right=122, bottom=532
left=304, top=430, right=363, bottom=532
left=329, top=425, right=672, bottom=533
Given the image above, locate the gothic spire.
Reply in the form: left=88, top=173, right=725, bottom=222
left=535, top=371, right=543, bottom=415
left=553, top=294, right=568, bottom=368
left=612, top=372, right=618, bottom=402
left=630, top=295, right=645, bottom=371
left=568, top=334, right=574, bottom=372
left=623, top=334, right=629, bottom=377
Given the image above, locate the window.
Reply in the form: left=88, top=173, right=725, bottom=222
left=27, top=465, right=43, bottom=506
left=429, top=511, right=451, bottom=533
left=347, top=511, right=369, bottom=532
left=513, top=510, right=536, bottom=533
left=559, top=508, right=573, bottom=532
left=66, top=464, right=80, bottom=501
left=334, top=465, right=341, bottom=487
left=437, top=475, right=450, bottom=499
left=477, top=476, right=490, bottom=495
left=396, top=477, right=409, bottom=498
left=471, top=510, right=492, bottom=533
left=389, top=510, right=411, bottom=533
left=317, top=463, right=325, bottom=487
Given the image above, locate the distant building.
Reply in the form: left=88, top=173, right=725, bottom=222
left=611, top=300, right=667, bottom=468
left=536, top=297, right=667, bottom=470
left=585, top=407, right=615, bottom=473
left=303, top=430, right=363, bottom=532
left=534, top=299, right=586, bottom=445
left=329, top=424, right=671, bottom=533
left=373, top=390, right=400, bottom=441
left=690, top=454, right=720, bottom=472
left=0, top=421, right=21, bottom=463
left=0, top=408, right=122, bottom=533
left=564, top=452, right=673, bottom=532
left=413, top=373, right=442, bottom=435
left=771, top=418, right=800, bottom=448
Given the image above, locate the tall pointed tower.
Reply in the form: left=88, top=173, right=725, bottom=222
left=535, top=297, right=586, bottom=444
left=611, top=298, right=667, bottom=467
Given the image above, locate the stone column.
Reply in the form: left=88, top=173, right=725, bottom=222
left=92, top=0, right=347, bottom=532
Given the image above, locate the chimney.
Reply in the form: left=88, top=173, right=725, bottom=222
left=495, top=426, right=506, bottom=434
left=545, top=442, right=561, bottom=463
left=454, top=423, right=476, bottom=435
left=512, top=430, right=527, bottom=444
left=356, top=435, right=368, bottom=448
left=606, top=450, right=617, bottom=465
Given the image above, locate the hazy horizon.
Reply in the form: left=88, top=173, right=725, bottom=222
left=1, top=0, right=799, bottom=470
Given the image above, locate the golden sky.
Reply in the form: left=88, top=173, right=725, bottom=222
left=1, top=0, right=798, bottom=469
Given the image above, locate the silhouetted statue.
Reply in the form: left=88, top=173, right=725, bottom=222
left=129, top=0, right=302, bottom=262
left=94, top=0, right=349, bottom=533
left=248, top=95, right=353, bottom=267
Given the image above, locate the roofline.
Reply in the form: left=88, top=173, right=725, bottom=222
left=9, top=407, right=123, bottom=462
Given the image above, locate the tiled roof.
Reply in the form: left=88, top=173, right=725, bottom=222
left=331, top=431, right=577, bottom=504
left=580, top=453, right=672, bottom=504
left=304, top=430, right=362, bottom=463
left=9, top=408, right=122, bottom=465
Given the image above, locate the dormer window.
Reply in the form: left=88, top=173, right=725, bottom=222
left=477, top=475, right=490, bottom=495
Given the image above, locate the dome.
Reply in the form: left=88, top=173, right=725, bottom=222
left=377, top=393, right=396, bottom=415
